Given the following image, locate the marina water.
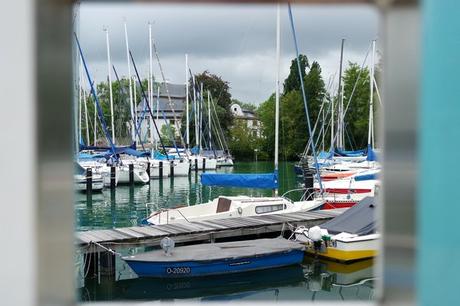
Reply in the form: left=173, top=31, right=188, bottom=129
left=75, top=161, right=375, bottom=301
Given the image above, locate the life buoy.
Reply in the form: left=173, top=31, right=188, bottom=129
left=237, top=207, right=243, bottom=215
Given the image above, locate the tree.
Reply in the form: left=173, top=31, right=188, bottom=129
left=228, top=121, right=265, bottom=161
left=160, top=124, right=177, bottom=147
left=257, top=59, right=327, bottom=160
left=341, top=62, right=371, bottom=149
left=182, top=71, right=234, bottom=147
left=283, top=54, right=309, bottom=94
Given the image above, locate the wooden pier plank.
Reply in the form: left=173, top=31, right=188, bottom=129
left=76, top=208, right=345, bottom=251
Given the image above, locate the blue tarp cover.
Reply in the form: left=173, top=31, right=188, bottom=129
left=354, top=173, right=378, bottom=181
left=366, top=145, right=378, bottom=161
left=201, top=172, right=278, bottom=189
left=334, top=148, right=367, bottom=157
left=317, top=151, right=334, bottom=159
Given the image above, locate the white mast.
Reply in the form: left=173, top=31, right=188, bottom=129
left=78, top=58, right=82, bottom=147
left=149, top=23, right=155, bottom=146
left=208, top=90, right=212, bottom=151
left=199, top=83, right=203, bottom=152
left=340, top=82, right=345, bottom=148
left=133, top=75, right=137, bottom=143
left=274, top=3, right=281, bottom=187
left=193, top=76, right=199, bottom=148
left=83, top=89, right=90, bottom=144
left=124, top=22, right=135, bottom=142
left=331, top=89, right=334, bottom=151
left=105, top=28, right=115, bottom=144
left=156, top=86, right=160, bottom=150
left=185, top=54, right=190, bottom=149
left=93, top=93, right=97, bottom=145
left=368, top=40, right=376, bottom=148
left=336, top=39, right=345, bottom=150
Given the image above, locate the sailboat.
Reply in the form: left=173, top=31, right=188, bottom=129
left=144, top=5, right=326, bottom=226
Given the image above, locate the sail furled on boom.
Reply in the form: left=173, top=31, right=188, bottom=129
left=201, top=171, right=278, bottom=189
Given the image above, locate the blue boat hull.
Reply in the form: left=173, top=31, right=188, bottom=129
left=125, top=250, right=304, bottom=278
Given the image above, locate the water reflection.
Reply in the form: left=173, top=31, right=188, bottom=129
left=78, top=257, right=375, bottom=302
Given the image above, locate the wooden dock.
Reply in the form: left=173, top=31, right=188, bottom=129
left=76, top=208, right=346, bottom=252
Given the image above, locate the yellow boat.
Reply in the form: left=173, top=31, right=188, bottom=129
left=295, top=197, right=378, bottom=263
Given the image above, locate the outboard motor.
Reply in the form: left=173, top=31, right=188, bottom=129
left=301, top=158, right=315, bottom=200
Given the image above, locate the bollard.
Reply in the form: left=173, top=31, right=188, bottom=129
left=86, top=167, right=92, bottom=194
left=146, top=161, right=150, bottom=177
left=159, top=161, right=163, bottom=178
left=170, top=160, right=174, bottom=177
left=194, top=158, right=198, bottom=172
left=110, top=166, right=116, bottom=189
left=202, top=157, right=206, bottom=171
left=129, top=163, right=134, bottom=185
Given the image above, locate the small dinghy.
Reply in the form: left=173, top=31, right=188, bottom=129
left=123, top=237, right=305, bottom=278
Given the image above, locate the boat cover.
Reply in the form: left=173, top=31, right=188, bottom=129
left=321, top=197, right=376, bottom=236
left=334, top=148, right=367, bottom=157
left=123, top=238, right=304, bottom=262
left=366, top=145, right=378, bottom=161
left=354, top=173, right=378, bottom=181
left=201, top=172, right=278, bottom=189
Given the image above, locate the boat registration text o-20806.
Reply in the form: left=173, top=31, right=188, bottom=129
left=166, top=267, right=191, bottom=275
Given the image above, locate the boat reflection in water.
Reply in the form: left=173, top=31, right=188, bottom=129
left=79, top=257, right=375, bottom=302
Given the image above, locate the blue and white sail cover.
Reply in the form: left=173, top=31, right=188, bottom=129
left=201, top=171, right=278, bottom=189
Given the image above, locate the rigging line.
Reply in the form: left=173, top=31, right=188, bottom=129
left=373, top=76, right=383, bottom=107
left=129, top=50, right=169, bottom=159
left=210, top=94, right=230, bottom=152
left=209, top=93, right=226, bottom=152
left=327, top=41, right=372, bottom=152
left=74, top=33, right=117, bottom=159
left=113, top=65, right=147, bottom=153
left=152, top=40, right=186, bottom=148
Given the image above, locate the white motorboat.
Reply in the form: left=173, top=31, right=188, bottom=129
left=189, top=155, right=218, bottom=170
left=217, top=156, right=234, bottom=167
left=146, top=195, right=324, bottom=225
left=294, top=197, right=378, bottom=262
left=117, top=164, right=150, bottom=184
left=74, top=162, right=104, bottom=192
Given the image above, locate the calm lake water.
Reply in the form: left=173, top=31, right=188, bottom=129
left=75, top=161, right=376, bottom=302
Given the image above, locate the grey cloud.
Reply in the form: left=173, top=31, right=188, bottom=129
left=78, top=3, right=379, bottom=104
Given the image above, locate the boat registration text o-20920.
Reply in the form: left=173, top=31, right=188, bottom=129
left=166, top=267, right=191, bottom=275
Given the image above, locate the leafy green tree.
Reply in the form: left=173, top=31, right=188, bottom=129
left=341, top=62, right=371, bottom=149
left=257, top=58, right=327, bottom=160
left=228, top=121, right=265, bottom=161
left=160, top=124, right=176, bottom=147
left=182, top=71, right=234, bottom=147
left=283, top=54, right=309, bottom=94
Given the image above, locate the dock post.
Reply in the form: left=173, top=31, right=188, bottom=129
left=99, top=251, right=116, bottom=279
left=194, top=158, right=198, bottom=172
left=159, top=161, right=163, bottom=178
left=170, top=161, right=174, bottom=177
left=110, top=166, right=116, bottom=189
left=202, top=157, right=206, bottom=171
left=86, top=168, right=92, bottom=194
left=146, top=161, right=150, bottom=177
left=129, top=163, right=134, bottom=185
left=84, top=251, right=98, bottom=280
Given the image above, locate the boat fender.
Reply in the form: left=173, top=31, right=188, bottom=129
left=309, top=226, right=323, bottom=242
left=237, top=207, right=243, bottom=215
left=160, top=237, right=175, bottom=256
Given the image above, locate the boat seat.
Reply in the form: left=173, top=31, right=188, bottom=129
left=216, top=197, right=232, bottom=213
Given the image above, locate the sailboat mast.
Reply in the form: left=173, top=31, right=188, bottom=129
left=149, top=23, right=154, bottom=147
left=78, top=59, right=82, bottom=147
left=105, top=28, right=116, bottom=145
left=156, top=86, right=160, bottom=151
left=185, top=54, right=190, bottom=149
left=199, top=83, right=204, bottom=152
left=193, top=75, right=199, bottom=149
left=274, top=3, right=281, bottom=190
left=83, top=89, right=90, bottom=144
left=337, top=38, right=345, bottom=149
left=368, top=39, right=376, bottom=148
left=124, top=22, right=135, bottom=143
left=208, top=90, right=212, bottom=151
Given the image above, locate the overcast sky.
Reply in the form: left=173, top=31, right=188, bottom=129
left=76, top=3, right=379, bottom=105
